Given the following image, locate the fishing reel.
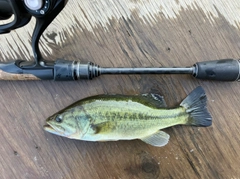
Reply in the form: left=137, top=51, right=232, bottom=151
left=0, top=0, right=68, bottom=74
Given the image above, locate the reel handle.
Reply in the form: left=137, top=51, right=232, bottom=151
left=0, top=0, right=13, bottom=20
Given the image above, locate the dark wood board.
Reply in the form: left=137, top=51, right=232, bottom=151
left=0, top=1, right=240, bottom=179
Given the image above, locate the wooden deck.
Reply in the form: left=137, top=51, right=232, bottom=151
left=0, top=1, right=240, bottom=178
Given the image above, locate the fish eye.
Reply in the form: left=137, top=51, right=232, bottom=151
left=55, top=115, right=62, bottom=123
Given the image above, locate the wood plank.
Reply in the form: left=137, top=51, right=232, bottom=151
left=0, top=1, right=240, bottom=178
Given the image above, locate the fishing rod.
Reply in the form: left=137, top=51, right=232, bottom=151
left=0, top=0, right=239, bottom=81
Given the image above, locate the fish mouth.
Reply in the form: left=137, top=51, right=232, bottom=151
left=43, top=123, right=55, bottom=132
left=43, top=122, right=64, bottom=136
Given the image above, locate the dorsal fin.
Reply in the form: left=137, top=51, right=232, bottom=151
left=141, top=93, right=167, bottom=108
left=63, top=93, right=167, bottom=111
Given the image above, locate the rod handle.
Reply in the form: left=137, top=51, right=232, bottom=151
left=0, top=69, right=40, bottom=80
left=0, top=60, right=52, bottom=80
left=194, top=59, right=240, bottom=81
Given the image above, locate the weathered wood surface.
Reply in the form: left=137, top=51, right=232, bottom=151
left=0, top=0, right=240, bottom=178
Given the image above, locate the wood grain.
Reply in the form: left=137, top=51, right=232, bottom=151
left=0, top=70, right=40, bottom=80
left=0, top=1, right=240, bottom=179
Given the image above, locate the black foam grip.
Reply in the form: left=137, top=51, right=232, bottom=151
left=194, top=59, right=240, bottom=81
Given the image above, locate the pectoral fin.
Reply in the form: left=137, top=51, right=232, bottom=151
left=141, top=131, right=170, bottom=147
left=88, top=122, right=115, bottom=134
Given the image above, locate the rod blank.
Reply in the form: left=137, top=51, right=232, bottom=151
left=100, top=67, right=194, bottom=75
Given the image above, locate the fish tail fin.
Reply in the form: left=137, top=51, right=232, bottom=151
left=180, top=86, right=212, bottom=127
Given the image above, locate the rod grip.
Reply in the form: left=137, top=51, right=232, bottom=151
left=0, top=69, right=41, bottom=80
left=0, top=60, right=51, bottom=80
left=194, top=59, right=240, bottom=81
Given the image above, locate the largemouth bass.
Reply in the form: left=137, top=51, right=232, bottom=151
left=44, top=86, right=212, bottom=147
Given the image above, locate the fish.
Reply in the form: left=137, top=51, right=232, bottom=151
left=44, top=86, right=212, bottom=147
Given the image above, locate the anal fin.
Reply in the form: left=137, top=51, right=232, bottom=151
left=141, top=131, right=170, bottom=147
